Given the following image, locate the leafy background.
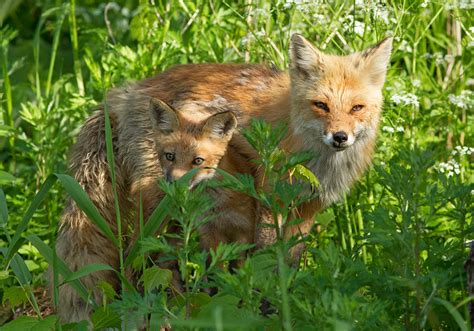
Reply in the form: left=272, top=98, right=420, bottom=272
left=0, top=0, right=473, bottom=330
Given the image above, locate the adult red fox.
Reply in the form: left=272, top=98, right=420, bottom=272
left=55, top=34, right=392, bottom=322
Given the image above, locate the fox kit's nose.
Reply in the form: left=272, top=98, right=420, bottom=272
left=165, top=173, right=174, bottom=183
left=333, top=131, right=348, bottom=144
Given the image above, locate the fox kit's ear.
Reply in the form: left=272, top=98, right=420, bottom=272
left=359, top=37, right=393, bottom=87
left=149, top=98, right=180, bottom=134
left=289, top=33, right=324, bottom=79
left=203, top=111, right=237, bottom=140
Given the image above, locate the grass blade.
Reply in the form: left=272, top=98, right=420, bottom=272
left=124, top=195, right=170, bottom=267
left=434, top=298, right=469, bottom=331
left=55, top=174, right=118, bottom=247
left=62, top=263, right=115, bottom=284
left=26, top=234, right=95, bottom=307
left=5, top=175, right=56, bottom=263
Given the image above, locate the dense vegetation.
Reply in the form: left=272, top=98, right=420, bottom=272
left=0, top=0, right=473, bottom=329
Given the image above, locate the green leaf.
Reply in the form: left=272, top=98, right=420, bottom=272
left=124, top=195, right=170, bottom=267
left=96, top=280, right=118, bottom=301
left=91, top=306, right=121, bottom=330
left=10, top=253, right=32, bottom=285
left=290, top=164, right=320, bottom=189
left=5, top=175, right=56, bottom=263
left=35, top=316, right=58, bottom=331
left=0, top=270, right=9, bottom=280
left=0, top=170, right=15, bottom=184
left=140, top=266, right=172, bottom=292
left=62, top=263, right=115, bottom=284
left=2, top=286, right=28, bottom=307
left=0, top=248, right=32, bottom=285
left=0, top=315, right=57, bottom=331
left=1, top=316, right=38, bottom=331
left=0, top=188, right=8, bottom=226
left=434, top=298, right=469, bottom=331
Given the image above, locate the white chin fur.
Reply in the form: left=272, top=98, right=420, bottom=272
left=189, top=171, right=216, bottom=189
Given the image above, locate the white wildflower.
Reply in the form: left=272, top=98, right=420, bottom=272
left=382, top=126, right=395, bottom=133
left=399, top=40, right=413, bottom=53
left=452, top=145, right=474, bottom=156
left=391, top=92, right=420, bottom=107
left=437, top=159, right=462, bottom=177
left=396, top=126, right=405, bottom=132
left=421, top=0, right=429, bottom=7
left=448, top=90, right=474, bottom=109
left=412, top=79, right=421, bottom=87
left=470, top=27, right=474, bottom=33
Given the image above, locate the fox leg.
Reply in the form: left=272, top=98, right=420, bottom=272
left=53, top=110, right=128, bottom=323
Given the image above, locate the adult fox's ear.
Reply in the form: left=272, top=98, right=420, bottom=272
left=149, top=98, right=180, bottom=134
left=359, top=37, right=393, bottom=88
left=289, top=33, right=325, bottom=79
left=203, top=111, right=237, bottom=140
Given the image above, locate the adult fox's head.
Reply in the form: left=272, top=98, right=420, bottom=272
left=149, top=98, right=237, bottom=187
left=289, top=34, right=392, bottom=152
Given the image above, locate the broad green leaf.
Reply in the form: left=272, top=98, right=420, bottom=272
left=91, top=306, right=121, bottom=330
left=10, top=253, right=32, bottom=285
left=2, top=286, right=28, bottom=307
left=140, top=266, right=172, bottom=292
left=290, top=164, right=320, bottom=189
left=0, top=248, right=32, bottom=285
left=62, top=263, right=115, bottom=284
left=0, top=170, right=15, bottom=184
left=1, top=315, right=57, bottom=331
left=96, top=280, right=118, bottom=301
left=35, top=316, right=58, bottom=331
left=0, top=270, right=9, bottom=280
left=1, top=316, right=38, bottom=331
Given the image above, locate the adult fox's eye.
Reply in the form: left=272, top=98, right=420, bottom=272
left=313, top=101, right=330, bottom=112
left=351, top=105, right=364, bottom=112
left=193, top=157, right=204, bottom=165
left=165, top=153, right=175, bottom=161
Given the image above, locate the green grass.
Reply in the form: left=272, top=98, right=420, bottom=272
left=0, top=0, right=473, bottom=330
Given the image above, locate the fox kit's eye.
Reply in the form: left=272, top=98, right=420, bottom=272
left=165, top=153, right=175, bottom=161
left=313, top=101, right=330, bottom=112
left=351, top=105, right=364, bottom=112
left=193, top=157, right=204, bottom=165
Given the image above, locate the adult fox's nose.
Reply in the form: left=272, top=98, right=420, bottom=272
left=165, top=173, right=174, bottom=183
left=333, top=131, right=348, bottom=144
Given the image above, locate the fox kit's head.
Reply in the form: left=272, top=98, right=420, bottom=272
left=149, top=98, right=237, bottom=187
left=289, top=34, right=392, bottom=152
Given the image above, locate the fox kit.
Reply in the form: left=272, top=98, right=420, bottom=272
left=149, top=98, right=257, bottom=253
left=54, top=90, right=257, bottom=322
left=55, top=34, right=391, bottom=322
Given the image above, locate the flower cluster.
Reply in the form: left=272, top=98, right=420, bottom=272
left=423, top=52, right=454, bottom=65
left=451, top=145, right=474, bottom=156
left=437, top=159, right=461, bottom=177
left=391, top=92, right=420, bottom=107
left=382, top=126, right=404, bottom=133
left=448, top=90, right=473, bottom=109
left=241, top=30, right=266, bottom=45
